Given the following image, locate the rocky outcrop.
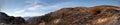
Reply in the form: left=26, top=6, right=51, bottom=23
left=27, top=5, right=120, bottom=25
left=0, top=12, right=11, bottom=24
left=0, top=12, right=25, bottom=25
left=10, top=17, right=25, bottom=24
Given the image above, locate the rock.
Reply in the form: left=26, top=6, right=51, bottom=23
left=0, top=12, right=10, bottom=23
left=0, top=12, right=9, bottom=17
left=0, top=12, right=26, bottom=25
left=10, top=17, right=25, bottom=24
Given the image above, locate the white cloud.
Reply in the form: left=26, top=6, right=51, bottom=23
left=25, top=0, right=40, bottom=5
left=44, top=2, right=78, bottom=10
left=25, top=0, right=45, bottom=11
left=14, top=0, right=42, bottom=13
left=15, top=9, right=26, bottom=13
left=24, top=12, right=45, bottom=16
left=27, top=5, right=44, bottom=11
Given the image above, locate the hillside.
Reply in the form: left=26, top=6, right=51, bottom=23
left=34, top=5, right=120, bottom=25
left=0, top=5, right=120, bottom=25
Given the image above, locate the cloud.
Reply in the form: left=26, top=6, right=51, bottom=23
left=27, top=5, right=44, bottom=11
left=47, top=2, right=77, bottom=8
left=25, top=0, right=40, bottom=5
left=15, top=9, right=26, bottom=13
left=14, top=0, right=42, bottom=13
left=43, top=2, right=79, bottom=10
left=25, top=0, right=45, bottom=11
left=24, top=12, right=45, bottom=16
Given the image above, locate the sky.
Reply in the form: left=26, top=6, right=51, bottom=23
left=0, top=0, right=120, bottom=17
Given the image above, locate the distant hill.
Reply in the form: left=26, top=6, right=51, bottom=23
left=23, top=17, right=32, bottom=20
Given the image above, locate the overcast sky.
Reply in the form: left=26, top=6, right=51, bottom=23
left=1, top=0, right=120, bottom=17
